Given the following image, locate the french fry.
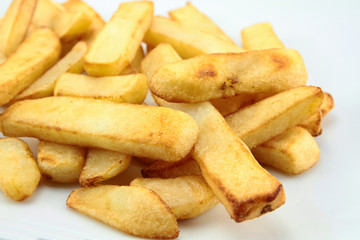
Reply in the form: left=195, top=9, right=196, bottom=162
left=241, top=23, right=285, bottom=50
left=12, top=41, right=87, bottom=102
left=144, top=16, right=244, bottom=59
left=66, top=185, right=179, bottom=239
left=169, top=2, right=235, bottom=45
left=130, top=176, right=219, bottom=220
left=298, top=110, right=322, bottom=136
left=84, top=1, right=153, bottom=76
left=0, top=28, right=61, bottom=106
left=79, top=148, right=132, bottom=186
left=321, top=92, right=334, bottom=117
left=252, top=127, right=320, bottom=174
left=225, top=86, right=323, bottom=149
left=0, top=138, right=40, bottom=201
left=0, top=0, right=38, bottom=56
left=37, top=140, right=85, bottom=183
left=0, top=97, right=199, bottom=162
left=149, top=48, right=308, bottom=103
left=54, top=73, right=148, bottom=104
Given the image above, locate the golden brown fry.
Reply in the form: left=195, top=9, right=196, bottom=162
left=241, top=23, right=285, bottom=50
left=252, top=127, right=320, bottom=174
left=80, top=148, right=132, bottom=186
left=54, top=73, right=148, bottom=104
left=321, top=92, right=334, bottom=117
left=37, top=140, right=85, bottom=183
left=131, top=176, right=219, bottom=220
left=13, top=41, right=87, bottom=102
left=0, top=138, right=40, bottom=201
left=298, top=110, right=322, bottom=136
left=149, top=48, right=308, bottom=103
left=84, top=1, right=153, bottom=76
left=0, top=0, right=38, bottom=56
left=0, top=28, right=61, bottom=106
left=144, top=16, right=244, bottom=59
left=225, top=86, right=323, bottom=149
left=66, top=185, right=179, bottom=239
left=0, top=97, right=199, bottom=162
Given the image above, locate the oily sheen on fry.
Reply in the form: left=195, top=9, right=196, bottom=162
left=0, top=97, right=199, bottom=162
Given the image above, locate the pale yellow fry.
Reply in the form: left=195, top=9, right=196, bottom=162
left=0, top=138, right=40, bottom=201
left=55, top=11, right=91, bottom=42
left=0, top=97, right=199, bottom=162
left=0, top=0, right=38, bottom=56
left=54, top=73, right=148, bottom=104
left=144, top=16, right=244, bottom=59
left=131, top=176, right=219, bottom=220
left=321, top=92, right=334, bottom=117
left=252, top=127, right=320, bottom=175
left=13, top=41, right=87, bottom=102
left=0, top=28, right=61, bottom=106
left=67, top=185, right=179, bottom=239
left=80, top=148, right=132, bottom=186
left=84, top=1, right=153, bottom=76
left=169, top=2, right=235, bottom=44
left=225, top=86, right=323, bottom=149
left=242, top=22, right=285, bottom=50
left=37, top=140, right=85, bottom=183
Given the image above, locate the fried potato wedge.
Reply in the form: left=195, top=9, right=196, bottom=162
left=0, top=28, right=61, bottom=106
left=142, top=156, right=201, bottom=178
left=149, top=48, right=308, bottom=103
left=84, top=1, right=153, bottom=76
left=321, top=92, right=334, bottom=116
left=80, top=148, right=132, bottom=186
left=0, top=138, right=40, bottom=201
left=13, top=41, right=87, bottom=102
left=0, top=97, right=199, bottom=162
left=225, top=86, right=323, bottom=149
left=144, top=16, right=244, bottom=59
left=54, top=73, right=148, bottom=104
left=241, top=23, right=285, bottom=50
left=298, top=110, right=322, bottom=136
left=169, top=2, right=235, bottom=45
left=131, top=176, right=219, bottom=220
left=0, top=0, right=38, bottom=56
left=54, top=10, right=91, bottom=42
left=37, top=140, right=85, bottom=183
left=252, top=127, right=320, bottom=174
left=66, top=185, right=179, bottom=239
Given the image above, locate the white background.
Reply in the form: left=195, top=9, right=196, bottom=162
left=1, top=0, right=360, bottom=239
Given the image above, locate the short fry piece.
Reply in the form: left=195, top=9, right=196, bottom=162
left=225, top=86, right=323, bottom=149
left=66, top=185, right=179, bottom=239
left=37, top=140, right=85, bottom=183
left=84, top=1, right=153, bottom=76
left=321, top=92, right=334, bottom=117
left=13, top=41, right=87, bottom=102
left=131, top=176, right=219, bottom=220
left=0, top=138, right=40, bottom=201
left=242, top=23, right=285, bottom=50
left=149, top=48, right=308, bottom=103
left=80, top=148, right=132, bottom=186
left=252, top=127, right=320, bottom=174
left=0, top=28, right=61, bottom=106
left=54, top=73, right=148, bottom=104
left=0, top=0, right=38, bottom=56
left=0, top=97, right=199, bottom=162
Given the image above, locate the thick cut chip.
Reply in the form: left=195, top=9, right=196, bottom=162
left=0, top=97, right=199, bottom=162
left=0, top=28, right=61, bottom=106
left=54, top=10, right=91, bottom=42
left=13, top=41, right=87, bottom=102
left=252, top=127, right=320, bottom=175
left=149, top=48, right=308, bottom=103
left=0, top=138, right=40, bottom=201
left=54, top=73, right=148, bottom=104
left=0, top=0, right=38, bottom=56
left=80, top=148, right=132, bottom=186
left=66, top=185, right=179, bottom=239
left=131, top=176, right=219, bottom=220
left=225, top=86, right=323, bottom=149
left=242, top=23, right=285, bottom=50
left=37, top=140, right=85, bottom=183
left=84, top=1, right=153, bottom=76
left=144, top=16, right=244, bottom=59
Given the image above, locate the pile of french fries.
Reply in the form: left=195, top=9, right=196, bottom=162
left=0, top=0, right=334, bottom=239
